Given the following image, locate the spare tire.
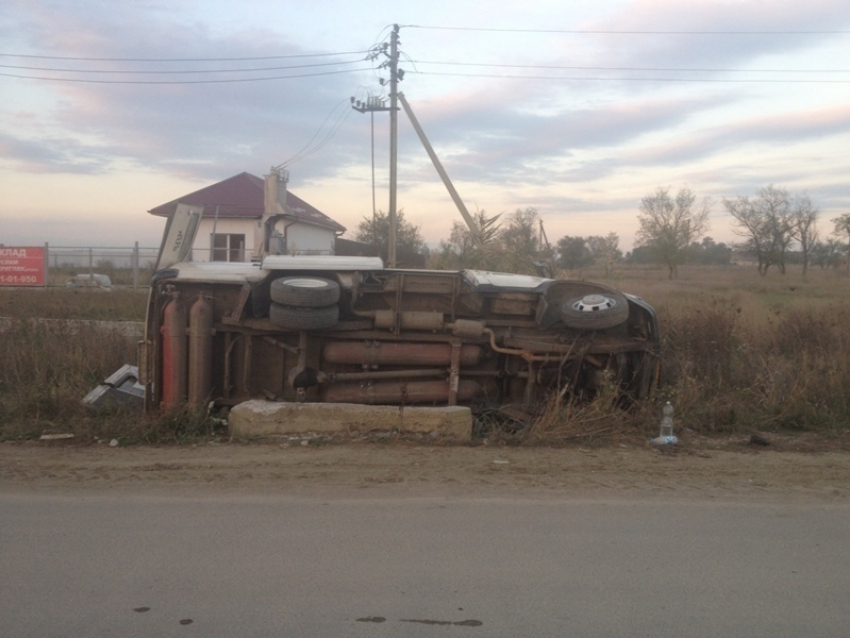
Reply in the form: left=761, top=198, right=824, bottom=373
left=270, top=276, right=340, bottom=308
left=561, top=292, right=629, bottom=330
left=269, top=302, right=339, bottom=331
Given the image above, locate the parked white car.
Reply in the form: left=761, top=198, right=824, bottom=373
left=66, top=273, right=112, bottom=289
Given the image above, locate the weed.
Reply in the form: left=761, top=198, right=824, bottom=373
left=2, top=264, right=848, bottom=443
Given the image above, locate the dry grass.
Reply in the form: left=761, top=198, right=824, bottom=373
left=1, top=318, right=138, bottom=439
left=0, top=320, right=221, bottom=443
left=0, top=288, right=220, bottom=442
left=529, top=264, right=850, bottom=442
left=0, top=287, right=148, bottom=321
left=2, top=265, right=849, bottom=443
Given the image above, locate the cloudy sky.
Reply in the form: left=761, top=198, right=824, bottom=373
left=2, top=0, right=849, bottom=252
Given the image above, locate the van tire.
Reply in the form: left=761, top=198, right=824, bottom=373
left=270, top=277, right=340, bottom=307
left=561, top=292, right=629, bottom=330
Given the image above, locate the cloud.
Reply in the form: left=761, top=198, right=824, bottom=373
left=0, top=131, right=111, bottom=173
left=394, top=89, right=731, bottom=187
left=587, top=0, right=850, bottom=71
left=625, top=103, right=850, bottom=166
left=2, top=0, right=848, bottom=250
left=1, top=1, right=379, bottom=181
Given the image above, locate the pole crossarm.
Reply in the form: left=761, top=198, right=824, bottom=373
left=350, top=96, right=392, bottom=113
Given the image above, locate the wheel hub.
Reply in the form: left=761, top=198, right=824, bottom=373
left=572, top=294, right=615, bottom=312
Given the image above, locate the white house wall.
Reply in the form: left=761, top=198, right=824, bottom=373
left=192, top=218, right=261, bottom=263
left=191, top=218, right=335, bottom=262
left=282, top=223, right=335, bottom=255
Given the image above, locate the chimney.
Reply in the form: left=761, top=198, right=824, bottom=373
left=264, top=167, right=289, bottom=218
left=262, top=167, right=289, bottom=256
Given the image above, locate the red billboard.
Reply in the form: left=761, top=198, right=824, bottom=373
left=0, top=246, right=47, bottom=286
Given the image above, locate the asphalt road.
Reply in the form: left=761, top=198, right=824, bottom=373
left=2, top=491, right=849, bottom=637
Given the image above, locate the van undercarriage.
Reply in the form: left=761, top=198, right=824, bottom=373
left=139, top=261, right=660, bottom=422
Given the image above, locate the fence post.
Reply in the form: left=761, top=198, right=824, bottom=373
left=44, top=242, right=50, bottom=287
left=133, top=241, right=139, bottom=289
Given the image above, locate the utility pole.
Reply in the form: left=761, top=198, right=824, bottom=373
left=387, top=24, right=401, bottom=268
left=351, top=23, right=402, bottom=267
left=350, top=96, right=391, bottom=218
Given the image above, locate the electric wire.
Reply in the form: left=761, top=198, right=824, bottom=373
left=0, top=50, right=370, bottom=62
left=402, top=25, right=850, bottom=35
left=3, top=25, right=847, bottom=86
left=0, top=67, right=372, bottom=84
left=275, top=98, right=354, bottom=169
left=283, top=106, right=352, bottom=168
left=0, top=58, right=367, bottom=75
left=407, top=69, right=850, bottom=83
left=408, top=60, right=850, bottom=74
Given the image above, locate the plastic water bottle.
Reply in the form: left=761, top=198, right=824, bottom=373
left=651, top=401, right=678, bottom=445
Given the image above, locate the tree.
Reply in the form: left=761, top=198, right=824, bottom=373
left=626, top=244, right=655, bottom=265
left=496, top=207, right=544, bottom=275
left=355, top=209, right=425, bottom=266
left=789, top=194, right=819, bottom=276
left=435, top=207, right=558, bottom=275
left=811, top=238, right=843, bottom=270
left=557, top=236, right=594, bottom=270
left=686, top=237, right=733, bottom=266
left=833, top=212, right=850, bottom=275
left=586, top=233, right=622, bottom=277
left=433, top=210, right=502, bottom=271
left=636, top=186, right=711, bottom=279
left=724, top=185, right=794, bottom=276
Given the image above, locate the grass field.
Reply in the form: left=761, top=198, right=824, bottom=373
left=1, top=264, right=848, bottom=443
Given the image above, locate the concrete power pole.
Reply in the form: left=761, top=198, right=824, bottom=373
left=387, top=24, right=400, bottom=268
left=352, top=24, right=402, bottom=267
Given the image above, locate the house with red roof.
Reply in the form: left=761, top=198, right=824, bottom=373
left=148, top=171, right=346, bottom=263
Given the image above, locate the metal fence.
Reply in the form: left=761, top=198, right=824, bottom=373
left=48, top=245, right=159, bottom=269
left=47, top=244, right=160, bottom=287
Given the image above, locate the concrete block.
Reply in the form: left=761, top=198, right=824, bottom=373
left=228, top=400, right=472, bottom=440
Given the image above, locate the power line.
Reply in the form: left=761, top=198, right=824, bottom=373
left=0, top=50, right=370, bottom=62
left=408, top=70, right=850, bottom=83
left=403, top=25, right=850, bottom=35
left=409, top=60, right=850, bottom=74
left=0, top=67, right=373, bottom=84
left=0, top=58, right=365, bottom=75
left=276, top=98, right=355, bottom=168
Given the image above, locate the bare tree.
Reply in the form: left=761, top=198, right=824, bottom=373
left=789, top=194, right=819, bottom=276
left=636, top=186, right=711, bottom=279
left=724, top=185, right=794, bottom=276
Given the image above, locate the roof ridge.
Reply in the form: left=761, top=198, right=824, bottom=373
left=146, top=172, right=345, bottom=233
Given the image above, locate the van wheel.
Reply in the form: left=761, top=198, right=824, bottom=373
left=270, top=277, right=339, bottom=307
left=269, top=303, right=339, bottom=331
left=561, top=293, right=629, bottom=330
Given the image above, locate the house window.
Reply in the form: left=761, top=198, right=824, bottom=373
left=211, top=233, right=245, bottom=262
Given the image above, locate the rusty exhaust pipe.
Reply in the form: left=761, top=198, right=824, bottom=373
left=323, top=341, right=482, bottom=367
left=321, top=379, right=481, bottom=404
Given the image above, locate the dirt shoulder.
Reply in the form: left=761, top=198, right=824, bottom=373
left=2, top=434, right=849, bottom=502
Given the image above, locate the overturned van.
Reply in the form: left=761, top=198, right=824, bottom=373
left=138, top=204, right=660, bottom=420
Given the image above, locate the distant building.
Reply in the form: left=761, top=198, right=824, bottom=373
left=148, top=172, right=346, bottom=263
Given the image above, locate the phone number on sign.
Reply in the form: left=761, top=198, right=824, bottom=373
left=0, top=275, right=40, bottom=284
